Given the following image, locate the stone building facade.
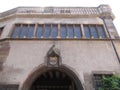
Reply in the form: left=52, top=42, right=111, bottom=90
left=0, top=4, right=120, bottom=90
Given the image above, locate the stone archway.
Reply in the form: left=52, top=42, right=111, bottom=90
left=20, top=65, right=84, bottom=90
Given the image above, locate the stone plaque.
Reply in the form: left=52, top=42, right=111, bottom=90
left=49, top=56, right=58, bottom=65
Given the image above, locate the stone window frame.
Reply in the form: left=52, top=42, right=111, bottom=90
left=11, top=24, right=35, bottom=38
left=10, top=23, right=107, bottom=39
left=60, top=24, right=83, bottom=39
left=60, top=24, right=67, bottom=38
left=83, top=24, right=107, bottom=39
left=92, top=71, right=114, bottom=90
left=35, top=24, right=44, bottom=38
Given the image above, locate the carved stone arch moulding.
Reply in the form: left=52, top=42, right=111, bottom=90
left=19, top=64, right=84, bottom=90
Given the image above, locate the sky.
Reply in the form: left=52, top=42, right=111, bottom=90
left=0, top=0, right=120, bottom=35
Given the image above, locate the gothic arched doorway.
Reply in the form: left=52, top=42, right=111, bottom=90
left=30, top=69, right=77, bottom=90
left=20, top=66, right=84, bottom=90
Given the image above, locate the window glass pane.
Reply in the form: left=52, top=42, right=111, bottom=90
left=90, top=25, right=98, bottom=38
left=28, top=25, right=34, bottom=38
left=61, top=25, right=67, bottom=38
left=84, top=25, right=91, bottom=38
left=97, top=26, right=105, bottom=38
left=68, top=25, right=74, bottom=38
left=36, top=25, right=43, bottom=38
left=12, top=25, right=21, bottom=38
left=20, top=25, right=28, bottom=38
left=75, top=25, right=82, bottom=38
left=94, top=75, right=103, bottom=90
left=51, top=25, right=58, bottom=38
left=44, top=24, right=51, bottom=38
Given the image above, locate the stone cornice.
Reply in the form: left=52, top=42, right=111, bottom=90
left=0, top=4, right=115, bottom=21
left=1, top=37, right=120, bottom=41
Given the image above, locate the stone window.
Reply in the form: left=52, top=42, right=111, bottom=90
left=27, top=24, right=35, bottom=38
left=51, top=24, right=58, bottom=38
left=68, top=24, right=74, bottom=38
left=11, top=24, right=21, bottom=38
left=36, top=24, right=43, bottom=38
left=19, top=24, right=28, bottom=38
left=83, top=25, right=106, bottom=39
left=11, top=24, right=106, bottom=39
left=0, top=27, right=4, bottom=37
left=61, top=24, right=67, bottom=38
left=74, top=24, right=82, bottom=38
left=60, top=24, right=82, bottom=39
left=97, top=25, right=106, bottom=38
left=11, top=24, right=35, bottom=38
left=90, top=25, right=98, bottom=38
left=44, top=24, right=51, bottom=38
left=93, top=74, right=112, bottom=90
left=84, top=25, right=91, bottom=38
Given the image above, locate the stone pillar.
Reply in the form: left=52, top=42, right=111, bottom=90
left=81, top=24, right=86, bottom=39
left=57, top=24, right=61, bottom=38
left=33, top=23, right=37, bottom=38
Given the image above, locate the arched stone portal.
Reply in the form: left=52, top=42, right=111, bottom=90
left=20, top=65, right=84, bottom=90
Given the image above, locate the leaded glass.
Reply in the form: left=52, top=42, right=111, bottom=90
left=84, top=25, right=91, bottom=38
left=36, top=25, right=43, bottom=38
left=61, top=25, right=67, bottom=38
left=44, top=24, right=51, bottom=38
left=97, top=26, right=106, bottom=38
left=51, top=25, right=58, bottom=38
left=68, top=25, right=74, bottom=38
left=12, top=25, right=21, bottom=38
left=28, top=25, right=34, bottom=38
left=75, top=25, right=82, bottom=38
left=20, top=25, right=28, bottom=38
left=90, top=25, right=98, bottom=38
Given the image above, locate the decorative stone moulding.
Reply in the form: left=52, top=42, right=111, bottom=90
left=0, top=4, right=115, bottom=20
